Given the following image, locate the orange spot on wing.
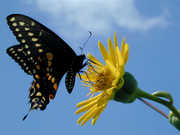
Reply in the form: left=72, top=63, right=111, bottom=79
left=36, top=65, right=40, bottom=70
left=46, top=52, right=53, bottom=60
left=48, top=75, right=52, bottom=80
left=51, top=77, right=55, bottom=83
left=36, top=83, right=40, bottom=89
left=31, top=84, right=34, bottom=89
left=37, top=56, right=42, bottom=62
left=46, top=73, right=50, bottom=77
left=48, top=61, right=52, bottom=67
left=49, top=94, right=54, bottom=99
left=53, top=83, right=58, bottom=91
left=35, top=74, right=40, bottom=79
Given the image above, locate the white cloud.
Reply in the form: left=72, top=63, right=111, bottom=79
left=27, top=0, right=168, bottom=38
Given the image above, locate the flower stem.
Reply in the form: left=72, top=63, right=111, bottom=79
left=138, top=97, right=168, bottom=119
left=136, top=88, right=180, bottom=119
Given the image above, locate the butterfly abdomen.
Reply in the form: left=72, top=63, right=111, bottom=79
left=65, top=54, right=86, bottom=93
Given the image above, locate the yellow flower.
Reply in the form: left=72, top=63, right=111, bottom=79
left=75, top=33, right=129, bottom=126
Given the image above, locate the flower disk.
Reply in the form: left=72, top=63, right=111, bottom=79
left=75, top=33, right=129, bottom=126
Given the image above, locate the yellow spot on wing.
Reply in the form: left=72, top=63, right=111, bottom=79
left=35, top=43, right=41, bottom=47
left=32, top=38, right=38, bottom=42
left=25, top=44, right=29, bottom=49
left=38, top=49, right=43, bottom=53
left=36, top=92, right=42, bottom=96
left=10, top=17, right=15, bottom=22
left=28, top=32, right=34, bottom=36
left=31, top=21, right=35, bottom=26
left=15, top=28, right=20, bottom=32
left=9, top=48, right=14, bottom=51
left=18, top=48, right=23, bottom=52
left=42, top=97, right=46, bottom=101
left=12, top=22, right=17, bottom=27
left=19, top=21, right=25, bottom=26
left=39, top=31, right=42, bottom=36
left=21, top=39, right=26, bottom=43
left=18, top=34, right=22, bottom=37
left=27, top=51, right=31, bottom=55
left=36, top=83, right=40, bottom=89
left=25, top=27, right=30, bottom=31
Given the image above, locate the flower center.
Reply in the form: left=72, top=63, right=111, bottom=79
left=93, top=68, right=114, bottom=91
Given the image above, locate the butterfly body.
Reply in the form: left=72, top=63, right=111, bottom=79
left=6, top=14, right=86, bottom=114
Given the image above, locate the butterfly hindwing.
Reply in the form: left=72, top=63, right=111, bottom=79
left=29, top=79, right=50, bottom=110
left=29, top=72, right=62, bottom=110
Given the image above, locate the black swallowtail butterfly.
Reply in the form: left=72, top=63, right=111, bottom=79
left=6, top=14, right=87, bottom=119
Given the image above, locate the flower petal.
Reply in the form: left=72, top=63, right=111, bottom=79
left=98, top=41, right=109, bottom=62
left=121, top=37, right=126, bottom=58
left=124, top=44, right=129, bottom=64
left=91, top=103, right=107, bottom=125
left=88, top=53, right=103, bottom=67
left=76, top=94, right=102, bottom=108
left=80, top=106, right=98, bottom=126
left=75, top=99, right=97, bottom=114
left=77, top=104, right=97, bottom=125
left=108, top=38, right=116, bottom=66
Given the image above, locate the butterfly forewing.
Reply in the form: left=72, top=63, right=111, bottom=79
left=7, top=14, right=77, bottom=58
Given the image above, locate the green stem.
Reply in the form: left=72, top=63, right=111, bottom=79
left=136, top=88, right=180, bottom=119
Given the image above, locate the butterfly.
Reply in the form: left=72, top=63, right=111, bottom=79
left=6, top=14, right=87, bottom=119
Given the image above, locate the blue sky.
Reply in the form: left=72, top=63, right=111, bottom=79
left=1, top=0, right=180, bottom=134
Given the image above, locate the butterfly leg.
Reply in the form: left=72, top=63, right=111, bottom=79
left=78, top=71, right=90, bottom=83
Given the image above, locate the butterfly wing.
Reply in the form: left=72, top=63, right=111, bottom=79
left=7, top=14, right=77, bottom=59
left=7, top=14, right=78, bottom=111
left=7, top=44, right=34, bottom=75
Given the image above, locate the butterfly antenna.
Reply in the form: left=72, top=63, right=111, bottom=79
left=80, top=31, right=92, bottom=54
left=22, top=108, right=32, bottom=121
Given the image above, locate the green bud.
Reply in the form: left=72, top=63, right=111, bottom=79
left=169, top=110, right=180, bottom=131
left=113, top=72, right=138, bottom=103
